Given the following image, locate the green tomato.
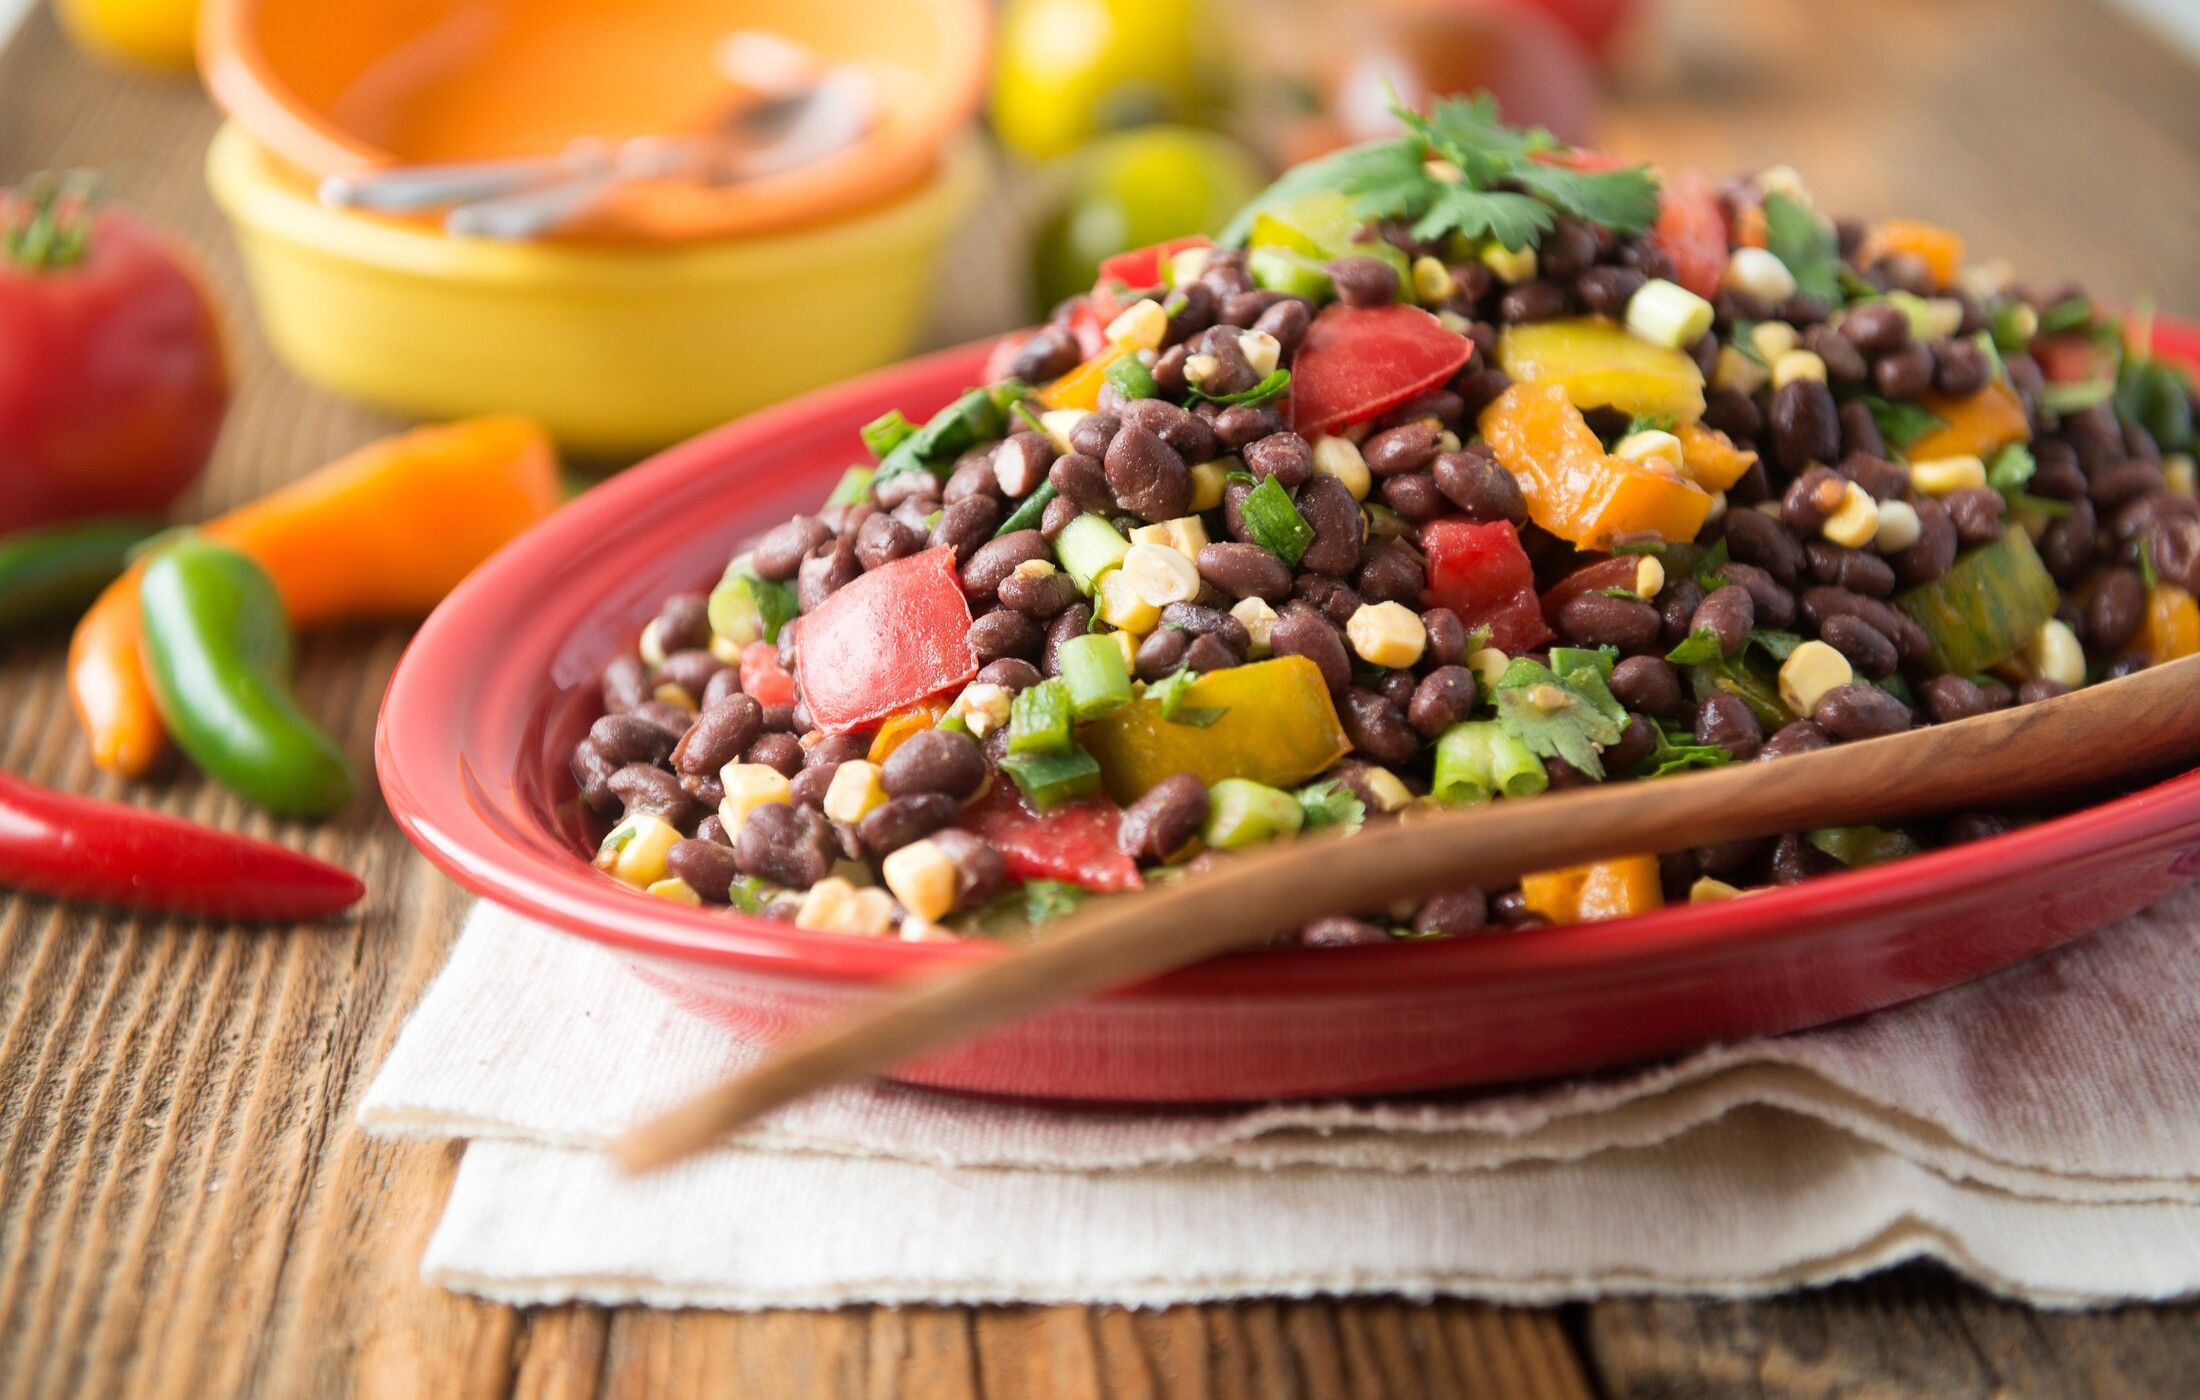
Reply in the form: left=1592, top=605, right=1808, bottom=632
left=992, top=0, right=1210, bottom=161
left=1031, top=126, right=1266, bottom=311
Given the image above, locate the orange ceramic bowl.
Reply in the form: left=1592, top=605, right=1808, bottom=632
left=198, top=0, right=989, bottom=243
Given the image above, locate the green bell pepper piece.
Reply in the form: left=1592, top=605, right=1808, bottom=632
left=0, top=516, right=165, bottom=638
left=139, top=536, right=355, bottom=818
left=1894, top=529, right=2061, bottom=676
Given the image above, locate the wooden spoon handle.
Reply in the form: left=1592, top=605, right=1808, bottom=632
left=614, top=655, right=2200, bottom=1171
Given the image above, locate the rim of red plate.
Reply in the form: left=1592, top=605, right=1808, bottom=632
left=377, top=320, right=2200, bottom=998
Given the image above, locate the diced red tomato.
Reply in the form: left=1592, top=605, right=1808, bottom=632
left=1653, top=170, right=1726, bottom=301
left=1421, top=518, right=1553, bottom=654
left=1095, top=235, right=1212, bottom=301
left=739, top=641, right=798, bottom=709
left=1065, top=297, right=1111, bottom=360
left=961, top=782, right=1143, bottom=893
left=1288, top=303, right=1476, bottom=438
left=2033, top=332, right=2114, bottom=385
left=793, top=546, right=979, bottom=734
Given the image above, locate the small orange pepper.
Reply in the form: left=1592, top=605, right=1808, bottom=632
left=866, top=698, right=952, bottom=763
left=1859, top=218, right=1965, bottom=289
left=1519, top=855, right=1665, bottom=925
left=1904, top=379, right=2030, bottom=462
left=2143, top=584, right=2200, bottom=664
left=1038, top=347, right=1128, bottom=412
left=70, top=415, right=560, bottom=776
left=1674, top=421, right=1759, bottom=492
left=1479, top=383, right=1713, bottom=551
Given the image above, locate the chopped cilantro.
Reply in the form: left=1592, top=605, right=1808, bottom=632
left=1745, top=628, right=1805, bottom=662
left=1294, top=779, right=1367, bottom=834
left=1665, top=629, right=1724, bottom=666
left=2036, top=296, right=2094, bottom=335
left=1627, top=723, right=1734, bottom=779
left=1188, top=367, right=1291, bottom=408
left=1624, top=413, right=1678, bottom=437
left=1853, top=393, right=1948, bottom=454
left=1761, top=192, right=1842, bottom=304
left=1492, top=655, right=1626, bottom=779
left=1692, top=536, right=1732, bottom=591
left=2117, top=357, right=2196, bottom=454
left=1610, top=539, right=1667, bottom=557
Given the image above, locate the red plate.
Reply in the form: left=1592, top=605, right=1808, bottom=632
left=376, top=325, right=2200, bottom=1103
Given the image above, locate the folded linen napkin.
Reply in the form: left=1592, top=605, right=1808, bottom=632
left=361, top=887, right=2200, bottom=1310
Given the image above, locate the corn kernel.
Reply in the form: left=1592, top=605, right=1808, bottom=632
left=795, top=877, right=894, bottom=936
left=1312, top=434, right=1371, bottom=500
left=1633, top=555, right=1667, bottom=600
left=1625, top=278, right=1716, bottom=350
left=1168, top=245, right=1211, bottom=286
left=898, top=915, right=957, bottom=943
left=1993, top=298, right=2038, bottom=342
left=718, top=762, right=793, bottom=834
left=1466, top=647, right=1510, bottom=692
left=1778, top=639, right=1854, bottom=717
left=1237, top=330, right=1282, bottom=378
left=1713, top=345, right=1770, bottom=396
left=822, top=759, right=888, bottom=825
left=1820, top=480, right=1882, bottom=549
left=1614, top=429, right=1685, bottom=473
left=1771, top=349, right=1827, bottom=389
left=595, top=814, right=682, bottom=888
left=1357, top=766, right=1414, bottom=813
left=1129, top=516, right=1211, bottom=556
left=1188, top=460, right=1229, bottom=512
left=1346, top=601, right=1426, bottom=669
left=1910, top=455, right=1988, bottom=495
left=1230, top=596, right=1278, bottom=657
left=1109, top=629, right=1139, bottom=673
left=651, top=681, right=698, bottom=711
left=709, top=633, right=744, bottom=665
left=1723, top=246, right=1797, bottom=304
left=950, top=682, right=1013, bottom=739
left=2024, top=618, right=2086, bottom=690
left=1012, top=558, right=1059, bottom=583
left=1436, top=429, right=1462, bottom=453
left=1096, top=567, right=1162, bottom=633
left=1748, top=320, right=1799, bottom=363
left=638, top=616, right=671, bottom=668
left=1123, top=541, right=1201, bottom=609
left=1756, top=163, right=1811, bottom=206
left=646, top=876, right=702, bottom=906
left=1038, top=408, right=1087, bottom=453
left=1411, top=254, right=1454, bottom=302
left=1436, top=309, right=1475, bottom=336
left=1874, top=498, right=1922, bottom=552
left=1689, top=876, right=1744, bottom=903
left=1480, top=241, right=1537, bottom=284
left=1705, top=490, right=1729, bottom=523
left=2167, top=454, right=2196, bottom=498
left=881, top=839, right=961, bottom=922
left=1183, top=352, right=1222, bottom=388
left=1918, top=297, right=1965, bottom=340
left=1105, top=298, right=1167, bottom=352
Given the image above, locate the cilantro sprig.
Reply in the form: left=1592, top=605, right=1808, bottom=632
left=1491, top=652, right=1628, bottom=780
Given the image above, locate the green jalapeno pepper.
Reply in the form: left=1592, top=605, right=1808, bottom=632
left=138, top=536, right=354, bottom=817
left=0, top=516, right=165, bottom=637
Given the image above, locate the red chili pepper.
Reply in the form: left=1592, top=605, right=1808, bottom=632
left=1421, top=518, right=1553, bottom=654
left=0, top=771, right=363, bottom=919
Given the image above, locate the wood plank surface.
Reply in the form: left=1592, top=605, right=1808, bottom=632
left=0, top=0, right=2193, bottom=1395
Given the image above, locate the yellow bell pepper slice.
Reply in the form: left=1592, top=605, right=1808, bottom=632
left=867, top=698, right=952, bottom=764
left=1520, top=855, right=1665, bottom=925
left=1674, top=421, right=1759, bottom=492
left=1903, top=379, right=2030, bottom=462
left=1039, top=347, right=1128, bottom=412
left=1495, top=317, right=1707, bottom=423
left=1080, top=655, right=1350, bottom=803
left=1860, top=219, right=1965, bottom=289
left=1479, top=383, right=1714, bottom=551
left=2144, top=584, right=2200, bottom=665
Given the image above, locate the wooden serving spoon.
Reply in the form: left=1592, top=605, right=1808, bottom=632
left=614, top=653, right=2200, bottom=1172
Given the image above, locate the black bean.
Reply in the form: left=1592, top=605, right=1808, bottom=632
left=1340, top=687, right=1418, bottom=764
left=1702, top=388, right=1762, bottom=444
left=1574, top=265, right=1643, bottom=318
left=2091, top=461, right=2166, bottom=510
left=1301, top=916, right=1390, bottom=948
left=1938, top=487, right=2004, bottom=546
left=788, top=762, right=839, bottom=808
left=1720, top=507, right=1806, bottom=586
left=743, top=731, right=805, bottom=778
left=571, top=741, right=619, bottom=811
left=1695, top=692, right=1764, bottom=760
left=1163, top=280, right=1216, bottom=344
left=1121, top=397, right=1219, bottom=466
left=1363, top=422, right=1443, bottom=478
left=1197, top=542, right=1292, bottom=601
left=2062, top=402, right=2125, bottom=475
left=2017, top=678, right=2072, bottom=705
left=992, top=432, right=1055, bottom=499
left=733, top=803, right=838, bottom=888
left=1836, top=401, right=1885, bottom=462
left=1757, top=719, right=1831, bottom=761
left=942, top=449, right=1002, bottom=505
left=1498, top=279, right=1571, bottom=323
left=1872, top=341, right=1935, bottom=399
left=996, top=560, right=1081, bottom=617
left=1047, top=451, right=1114, bottom=514
left=1241, top=432, right=1313, bottom=488
left=1920, top=674, right=1990, bottom=724
left=960, top=530, right=1050, bottom=601
left=647, top=593, right=711, bottom=658
left=752, top=516, right=832, bottom=581
left=760, top=701, right=800, bottom=733
left=1821, top=613, right=1898, bottom=678
left=672, top=694, right=764, bottom=776
left=1805, top=542, right=1897, bottom=597
left=1558, top=592, right=1661, bottom=652
left=2038, top=498, right=2100, bottom=584
left=1932, top=338, right=1989, bottom=397
left=1406, top=666, right=1478, bottom=738
left=590, top=713, right=676, bottom=767
left=1212, top=404, right=1286, bottom=451
left=976, top=658, right=1042, bottom=693
left=1770, top=833, right=1843, bottom=885
left=1042, top=606, right=1093, bottom=675
left=1766, top=379, right=1841, bottom=474
left=667, top=839, right=742, bottom=902
left=1296, top=474, right=1364, bottom=577
left=1451, top=367, right=1513, bottom=419
left=1328, top=256, right=1399, bottom=307
left=1133, top=627, right=1190, bottom=682
left=2151, top=517, right=2200, bottom=593
left=601, top=654, right=650, bottom=714
left=1271, top=605, right=1352, bottom=693
left=1690, top=585, right=1755, bottom=655
left=1840, top=301, right=1910, bottom=354
left=1182, top=633, right=1239, bottom=672
left=1413, top=890, right=1489, bottom=938
left=853, top=511, right=923, bottom=572
left=874, top=470, right=940, bottom=512
left=1800, top=324, right=1867, bottom=383
left=1944, top=812, right=2012, bottom=843
left=1007, top=326, right=1080, bottom=384
left=967, top=608, right=1040, bottom=665
left=1888, top=496, right=1958, bottom=586
left=1431, top=448, right=1528, bottom=523
left=1252, top=297, right=1314, bottom=358
left=1421, top=608, right=1469, bottom=665
left=2086, top=567, right=2146, bottom=651
left=881, top=728, right=986, bottom=800
left=1379, top=473, right=1447, bottom=523
left=1609, top=655, right=1683, bottom=720
left=855, top=793, right=955, bottom=857
left=1695, top=835, right=1769, bottom=878
left=928, top=496, right=1001, bottom=569
left=1812, top=683, right=1912, bottom=740
left=1294, top=574, right=1364, bottom=627
left=1658, top=577, right=1705, bottom=646
left=654, top=648, right=725, bottom=702
left=1354, top=541, right=1424, bottom=606
left=1116, top=774, right=1210, bottom=862
left=1102, top=424, right=1191, bottom=523
left=1781, top=466, right=1850, bottom=533
left=1379, top=389, right=1467, bottom=432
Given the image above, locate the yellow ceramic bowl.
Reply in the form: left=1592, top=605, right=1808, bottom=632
left=206, top=122, right=986, bottom=456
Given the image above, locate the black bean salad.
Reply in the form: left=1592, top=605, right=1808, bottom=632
left=574, top=93, right=2200, bottom=943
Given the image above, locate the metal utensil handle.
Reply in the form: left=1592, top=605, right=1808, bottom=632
left=442, top=162, right=648, bottom=241
left=319, top=145, right=609, bottom=213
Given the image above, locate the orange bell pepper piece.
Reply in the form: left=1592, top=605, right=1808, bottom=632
left=866, top=698, right=952, bottom=763
left=1479, top=383, right=1713, bottom=550
left=1674, top=421, right=1759, bottom=492
left=2144, top=584, right=2200, bottom=665
left=70, top=415, right=560, bottom=776
left=1519, top=855, right=1665, bottom=925
left=1859, top=218, right=1965, bottom=289
left=1038, top=347, right=1128, bottom=412
left=1903, top=380, right=2030, bottom=462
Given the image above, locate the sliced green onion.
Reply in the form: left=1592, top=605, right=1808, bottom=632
left=1000, top=746, right=1102, bottom=809
left=1054, top=513, right=1131, bottom=593
left=1247, top=246, right=1333, bottom=301
left=2041, top=378, right=2115, bottom=415
left=1104, top=354, right=1161, bottom=401
left=859, top=411, right=917, bottom=460
left=995, top=481, right=1059, bottom=538
left=1200, top=778, right=1305, bottom=850
left=1432, top=721, right=1545, bottom=804
left=824, top=466, right=874, bottom=508
left=1240, top=476, right=1314, bottom=567
left=1008, top=678, right=1074, bottom=755
left=1147, top=667, right=1227, bottom=727
left=1548, top=646, right=1618, bottom=681
left=707, top=567, right=797, bottom=646
left=1485, top=728, right=1548, bottom=798
left=1055, top=632, right=1133, bottom=719
left=1188, top=368, right=1291, bottom=408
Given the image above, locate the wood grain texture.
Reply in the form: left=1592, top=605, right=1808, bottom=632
left=0, top=0, right=2194, bottom=1396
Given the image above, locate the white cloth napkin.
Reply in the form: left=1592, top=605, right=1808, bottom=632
left=360, top=888, right=2200, bottom=1310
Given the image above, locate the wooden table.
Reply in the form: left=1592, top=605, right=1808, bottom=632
left=3, top=0, right=2197, bottom=1393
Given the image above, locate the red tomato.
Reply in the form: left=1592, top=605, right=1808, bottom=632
left=1094, top=236, right=1212, bottom=300
left=0, top=185, right=227, bottom=533
left=793, top=546, right=979, bottom=734
left=1065, top=297, right=1111, bottom=360
left=2032, top=332, right=2114, bottom=385
left=961, top=782, right=1143, bottom=893
left=1421, top=518, right=1552, bottom=654
left=1288, top=303, right=1476, bottom=438
left=1652, top=170, right=1726, bottom=302
left=739, top=641, right=798, bottom=709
